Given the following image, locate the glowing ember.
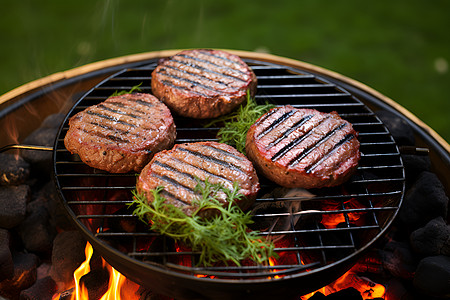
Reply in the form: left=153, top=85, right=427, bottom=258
left=301, top=270, right=385, bottom=299
left=321, top=199, right=365, bottom=228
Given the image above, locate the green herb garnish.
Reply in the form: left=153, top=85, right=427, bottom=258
left=206, top=91, right=275, bottom=154
left=130, top=178, right=277, bottom=267
left=110, top=82, right=143, bottom=97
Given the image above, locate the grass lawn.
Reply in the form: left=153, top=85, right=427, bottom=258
left=1, top=0, right=449, bottom=142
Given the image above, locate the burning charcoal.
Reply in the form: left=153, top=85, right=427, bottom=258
left=410, top=216, right=450, bottom=256
left=79, top=268, right=110, bottom=300
left=0, top=153, right=30, bottom=186
left=19, top=276, right=57, bottom=300
left=375, top=110, right=415, bottom=146
left=398, top=171, right=449, bottom=230
left=0, top=229, right=13, bottom=281
left=325, top=288, right=363, bottom=299
left=0, top=252, right=39, bottom=300
left=20, top=126, right=59, bottom=178
left=349, top=250, right=384, bottom=274
left=50, top=230, right=87, bottom=287
left=379, top=240, right=417, bottom=280
left=0, top=185, right=30, bottom=229
left=16, top=203, right=55, bottom=254
left=413, top=255, right=450, bottom=298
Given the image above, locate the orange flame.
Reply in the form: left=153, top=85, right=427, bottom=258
left=73, top=243, right=93, bottom=299
left=52, top=242, right=139, bottom=300
left=100, top=265, right=127, bottom=300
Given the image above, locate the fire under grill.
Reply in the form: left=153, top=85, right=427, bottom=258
left=52, top=57, right=405, bottom=299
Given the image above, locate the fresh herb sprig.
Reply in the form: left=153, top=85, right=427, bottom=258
left=206, top=91, right=275, bottom=154
left=110, top=82, right=143, bottom=97
left=130, top=178, right=277, bottom=267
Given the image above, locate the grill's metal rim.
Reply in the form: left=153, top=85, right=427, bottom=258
left=52, top=55, right=405, bottom=297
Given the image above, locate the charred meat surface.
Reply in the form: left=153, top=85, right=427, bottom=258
left=151, top=49, right=257, bottom=119
left=246, top=106, right=360, bottom=188
left=64, top=93, right=176, bottom=173
left=136, top=141, right=260, bottom=217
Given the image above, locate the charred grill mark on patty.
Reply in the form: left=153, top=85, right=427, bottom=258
left=165, top=58, right=246, bottom=83
left=200, top=144, right=245, bottom=161
left=246, top=106, right=360, bottom=188
left=127, top=98, right=156, bottom=108
left=85, top=107, right=160, bottom=133
left=305, top=133, right=356, bottom=173
left=175, top=54, right=248, bottom=76
left=79, top=128, right=130, bottom=144
left=169, top=58, right=247, bottom=83
left=177, top=145, right=246, bottom=174
left=152, top=172, right=198, bottom=200
left=289, top=122, right=347, bottom=167
left=163, top=157, right=235, bottom=187
left=271, top=115, right=331, bottom=162
left=64, top=93, right=176, bottom=173
left=266, top=114, right=315, bottom=150
left=162, top=64, right=230, bottom=87
left=197, top=49, right=247, bottom=67
left=89, top=121, right=130, bottom=136
left=85, top=110, right=137, bottom=127
left=106, top=100, right=148, bottom=115
left=158, top=189, right=190, bottom=207
left=156, top=67, right=230, bottom=93
left=153, top=160, right=197, bottom=182
left=160, top=80, right=210, bottom=97
left=136, top=141, right=259, bottom=217
left=97, top=104, right=142, bottom=119
left=151, top=160, right=234, bottom=204
left=87, top=121, right=153, bottom=144
left=256, top=110, right=297, bottom=139
left=252, top=107, right=279, bottom=128
left=151, top=49, right=256, bottom=119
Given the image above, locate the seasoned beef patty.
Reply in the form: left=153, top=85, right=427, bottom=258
left=246, top=106, right=361, bottom=189
left=136, top=141, right=260, bottom=217
left=151, top=49, right=257, bottom=119
left=64, top=93, right=176, bottom=173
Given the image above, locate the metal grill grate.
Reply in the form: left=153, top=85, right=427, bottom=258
left=53, top=58, right=404, bottom=283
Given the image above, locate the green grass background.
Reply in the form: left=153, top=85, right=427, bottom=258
left=1, top=0, right=449, bottom=143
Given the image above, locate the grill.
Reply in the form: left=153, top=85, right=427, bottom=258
left=53, top=56, right=405, bottom=299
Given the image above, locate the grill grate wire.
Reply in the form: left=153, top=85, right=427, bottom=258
left=53, top=58, right=404, bottom=280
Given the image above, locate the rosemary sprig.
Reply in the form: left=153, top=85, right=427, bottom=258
left=206, top=91, right=275, bottom=154
left=130, top=179, right=277, bottom=267
left=110, top=82, right=143, bottom=97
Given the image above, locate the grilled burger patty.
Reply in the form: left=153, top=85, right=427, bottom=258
left=246, top=106, right=361, bottom=189
left=151, top=49, right=257, bottom=119
left=64, top=93, right=176, bottom=173
left=136, top=141, right=260, bottom=217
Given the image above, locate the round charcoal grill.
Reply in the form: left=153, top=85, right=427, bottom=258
left=53, top=51, right=405, bottom=299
